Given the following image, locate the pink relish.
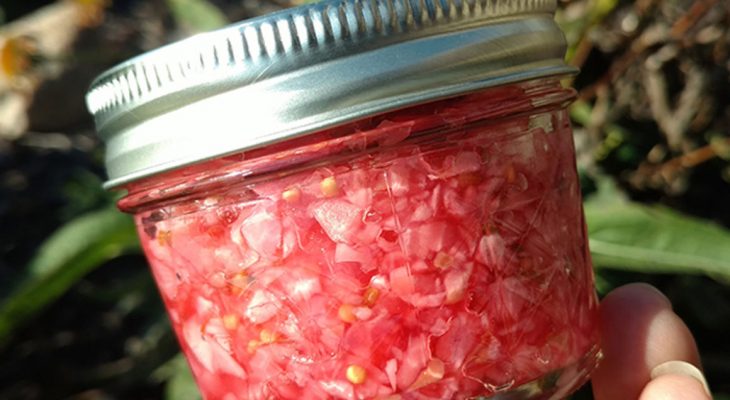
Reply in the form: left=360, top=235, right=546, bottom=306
left=121, top=81, right=600, bottom=399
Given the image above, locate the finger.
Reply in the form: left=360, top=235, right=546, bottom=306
left=639, top=361, right=711, bottom=400
left=591, top=283, right=702, bottom=400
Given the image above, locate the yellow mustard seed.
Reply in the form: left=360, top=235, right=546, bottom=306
left=156, top=230, right=172, bottom=246
left=259, top=329, right=278, bottom=344
left=363, top=287, right=380, bottom=307
left=433, top=251, right=453, bottom=269
left=222, top=314, right=239, bottom=330
left=228, top=271, right=248, bottom=296
left=320, top=176, right=338, bottom=197
left=247, top=339, right=259, bottom=354
left=338, top=304, right=356, bottom=323
left=282, top=187, right=301, bottom=203
left=346, top=364, right=367, bottom=385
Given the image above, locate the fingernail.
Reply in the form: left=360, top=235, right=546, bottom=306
left=651, top=360, right=711, bottom=396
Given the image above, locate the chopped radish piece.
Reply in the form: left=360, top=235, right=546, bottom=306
left=311, top=199, right=362, bottom=243
left=241, top=206, right=281, bottom=258
left=397, top=334, right=430, bottom=389
left=409, top=358, right=445, bottom=390
left=444, top=269, right=470, bottom=304
left=385, top=359, right=398, bottom=391
left=335, top=243, right=373, bottom=266
left=320, top=380, right=355, bottom=399
left=389, top=267, right=415, bottom=297
left=244, top=290, right=280, bottom=324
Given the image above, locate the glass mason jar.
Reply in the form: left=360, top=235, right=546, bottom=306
left=86, top=0, right=600, bottom=399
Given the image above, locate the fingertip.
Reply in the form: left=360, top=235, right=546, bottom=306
left=601, top=282, right=672, bottom=310
left=640, top=372, right=711, bottom=400
left=592, top=283, right=701, bottom=400
left=651, top=361, right=710, bottom=396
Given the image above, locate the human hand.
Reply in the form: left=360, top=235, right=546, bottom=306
left=592, top=283, right=712, bottom=399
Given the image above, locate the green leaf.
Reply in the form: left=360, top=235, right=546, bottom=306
left=556, top=0, right=618, bottom=62
left=0, top=208, right=140, bottom=348
left=161, top=353, right=202, bottom=400
left=166, top=0, right=228, bottom=33
left=585, top=199, right=730, bottom=280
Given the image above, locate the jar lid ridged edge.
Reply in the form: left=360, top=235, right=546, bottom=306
left=86, top=0, right=575, bottom=188
left=87, top=0, right=558, bottom=125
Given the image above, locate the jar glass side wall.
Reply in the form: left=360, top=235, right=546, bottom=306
left=125, top=82, right=600, bottom=399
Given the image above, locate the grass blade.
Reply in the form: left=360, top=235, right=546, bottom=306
left=0, top=207, right=140, bottom=347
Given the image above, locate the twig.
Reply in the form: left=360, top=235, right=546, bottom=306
left=670, top=0, right=719, bottom=40
left=644, top=49, right=706, bottom=151
left=578, top=22, right=669, bottom=101
left=663, top=137, right=730, bottom=171
left=578, top=0, right=719, bottom=102
left=631, top=137, right=730, bottom=190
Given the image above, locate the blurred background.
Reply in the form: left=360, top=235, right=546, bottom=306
left=0, top=0, right=728, bottom=399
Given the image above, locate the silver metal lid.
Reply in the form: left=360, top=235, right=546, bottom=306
left=86, top=0, right=575, bottom=188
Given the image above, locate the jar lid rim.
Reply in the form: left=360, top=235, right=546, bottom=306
left=86, top=0, right=575, bottom=188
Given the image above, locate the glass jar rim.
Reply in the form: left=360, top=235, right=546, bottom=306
left=116, top=81, right=576, bottom=213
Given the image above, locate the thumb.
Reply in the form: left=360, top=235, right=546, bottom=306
left=591, top=283, right=706, bottom=400
left=640, top=360, right=711, bottom=400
